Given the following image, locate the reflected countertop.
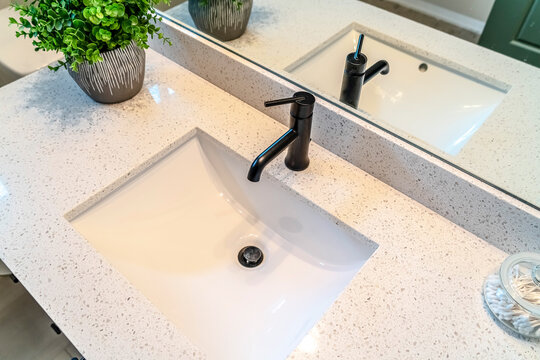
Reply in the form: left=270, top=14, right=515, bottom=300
left=0, top=50, right=538, bottom=359
left=167, top=0, right=540, bottom=208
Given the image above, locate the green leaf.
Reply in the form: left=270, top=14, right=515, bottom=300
left=72, top=19, right=85, bottom=28
left=105, top=3, right=125, bottom=18
left=19, top=17, right=31, bottom=27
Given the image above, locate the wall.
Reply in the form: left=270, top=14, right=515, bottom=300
left=423, top=0, right=495, bottom=21
left=388, top=0, right=495, bottom=33
left=155, top=0, right=187, bottom=11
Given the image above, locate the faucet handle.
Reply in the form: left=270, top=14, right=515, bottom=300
left=354, top=33, right=365, bottom=60
left=265, top=91, right=316, bottom=119
left=264, top=96, right=305, bottom=107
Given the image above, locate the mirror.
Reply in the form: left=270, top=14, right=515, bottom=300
left=156, top=0, right=540, bottom=209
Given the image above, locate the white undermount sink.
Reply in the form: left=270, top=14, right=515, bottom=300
left=286, top=25, right=507, bottom=155
left=69, top=130, right=377, bottom=360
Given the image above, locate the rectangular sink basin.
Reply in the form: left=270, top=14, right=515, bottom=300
left=69, top=130, right=377, bottom=360
left=286, top=25, right=507, bottom=155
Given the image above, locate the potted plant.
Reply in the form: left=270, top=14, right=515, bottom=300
left=188, top=0, right=252, bottom=41
left=9, top=0, right=171, bottom=104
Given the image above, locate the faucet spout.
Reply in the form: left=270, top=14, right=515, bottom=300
left=364, top=60, right=390, bottom=84
left=247, top=129, right=297, bottom=182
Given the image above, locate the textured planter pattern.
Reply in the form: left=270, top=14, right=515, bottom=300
left=188, top=0, right=253, bottom=41
left=68, top=42, right=145, bottom=104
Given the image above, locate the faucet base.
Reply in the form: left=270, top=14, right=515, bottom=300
left=285, top=156, right=310, bottom=172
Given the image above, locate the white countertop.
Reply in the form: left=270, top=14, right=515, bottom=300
left=167, top=0, right=540, bottom=208
left=0, top=50, right=538, bottom=359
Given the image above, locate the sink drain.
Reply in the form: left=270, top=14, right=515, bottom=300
left=238, top=246, right=264, bottom=268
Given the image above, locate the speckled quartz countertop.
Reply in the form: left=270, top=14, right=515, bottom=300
left=0, top=51, right=538, bottom=359
left=167, top=0, right=540, bottom=208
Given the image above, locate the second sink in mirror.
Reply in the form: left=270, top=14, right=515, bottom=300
left=286, top=25, right=507, bottom=156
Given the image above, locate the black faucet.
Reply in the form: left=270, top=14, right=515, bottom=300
left=247, top=91, right=316, bottom=182
left=339, top=34, right=389, bottom=109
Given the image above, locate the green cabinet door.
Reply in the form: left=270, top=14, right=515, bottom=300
left=479, top=0, right=540, bottom=67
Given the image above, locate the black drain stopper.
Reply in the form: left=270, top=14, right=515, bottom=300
left=238, top=246, right=264, bottom=268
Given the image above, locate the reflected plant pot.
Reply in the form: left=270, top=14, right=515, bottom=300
left=67, top=42, right=146, bottom=104
left=188, top=0, right=253, bottom=41
left=0, top=258, right=11, bottom=276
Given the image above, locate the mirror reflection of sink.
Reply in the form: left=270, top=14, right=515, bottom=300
left=69, top=130, right=377, bottom=360
left=286, top=25, right=508, bottom=155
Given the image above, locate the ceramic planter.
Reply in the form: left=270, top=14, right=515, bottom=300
left=67, top=42, right=145, bottom=104
left=188, top=0, right=253, bottom=41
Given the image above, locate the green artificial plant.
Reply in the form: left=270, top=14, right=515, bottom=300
left=9, top=0, right=171, bottom=71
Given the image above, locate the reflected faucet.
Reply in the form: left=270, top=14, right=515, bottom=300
left=247, top=91, right=316, bottom=182
left=340, top=34, right=389, bottom=109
